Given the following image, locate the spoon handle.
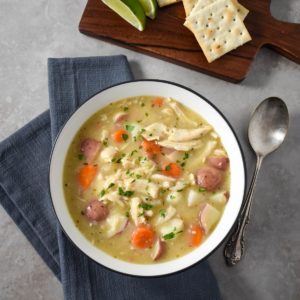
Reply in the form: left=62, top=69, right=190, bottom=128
left=224, top=155, right=263, bottom=265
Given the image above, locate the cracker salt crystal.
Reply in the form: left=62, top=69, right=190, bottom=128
left=183, top=0, right=249, bottom=20
left=184, top=0, right=252, bottom=63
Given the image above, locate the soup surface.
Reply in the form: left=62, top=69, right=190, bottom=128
left=64, top=96, right=230, bottom=263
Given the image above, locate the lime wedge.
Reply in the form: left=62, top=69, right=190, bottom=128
left=102, top=0, right=146, bottom=31
left=138, top=0, right=157, bottom=19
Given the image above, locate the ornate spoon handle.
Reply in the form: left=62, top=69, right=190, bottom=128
left=224, top=155, right=263, bottom=265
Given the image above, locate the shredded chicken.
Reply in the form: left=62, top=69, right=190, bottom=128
left=168, top=126, right=212, bottom=142
left=169, top=101, right=198, bottom=127
left=195, top=140, right=217, bottom=164
left=158, top=139, right=203, bottom=151
left=142, top=123, right=169, bottom=141
left=104, top=191, right=125, bottom=207
left=151, top=174, right=176, bottom=182
left=100, top=146, right=118, bottom=162
left=130, top=197, right=145, bottom=225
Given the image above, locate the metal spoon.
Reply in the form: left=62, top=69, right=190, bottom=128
left=224, top=97, right=289, bottom=266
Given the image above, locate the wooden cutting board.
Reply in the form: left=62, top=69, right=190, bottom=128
left=79, top=0, right=300, bottom=82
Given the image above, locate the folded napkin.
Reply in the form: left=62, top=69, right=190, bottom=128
left=0, top=56, right=220, bottom=300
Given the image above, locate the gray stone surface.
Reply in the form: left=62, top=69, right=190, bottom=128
left=0, top=0, right=299, bottom=299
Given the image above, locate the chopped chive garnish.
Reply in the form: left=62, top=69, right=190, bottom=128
left=165, top=164, right=171, bottom=171
left=125, top=124, right=135, bottom=132
left=163, top=232, right=175, bottom=240
left=102, top=139, right=108, bottom=146
left=123, top=107, right=129, bottom=111
left=159, top=209, right=166, bottom=218
left=107, top=183, right=115, bottom=189
left=199, top=187, right=206, bottom=192
left=118, top=187, right=134, bottom=197
left=78, top=154, right=84, bottom=160
left=122, top=133, right=129, bottom=141
left=99, top=190, right=105, bottom=197
left=138, top=203, right=153, bottom=210
left=130, top=150, right=138, bottom=157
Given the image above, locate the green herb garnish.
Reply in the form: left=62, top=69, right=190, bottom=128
left=125, top=211, right=130, bottom=218
left=183, top=152, right=189, bottom=160
left=199, top=187, right=207, bottom=192
left=125, top=124, right=135, bottom=132
left=163, top=232, right=175, bottom=240
left=107, top=183, right=115, bottom=189
left=165, top=164, right=171, bottom=171
left=78, top=154, right=84, bottom=160
left=130, top=150, right=138, bottom=157
left=102, top=138, right=108, bottom=147
left=138, top=203, right=153, bottom=210
left=118, top=187, right=134, bottom=197
left=122, top=133, right=129, bottom=141
left=123, top=107, right=129, bottom=112
left=99, top=190, right=105, bottom=197
left=159, top=209, right=166, bottom=218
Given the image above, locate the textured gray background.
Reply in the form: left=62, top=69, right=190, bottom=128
left=0, top=0, right=299, bottom=299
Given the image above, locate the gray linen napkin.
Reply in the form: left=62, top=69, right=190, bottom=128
left=0, top=55, right=220, bottom=300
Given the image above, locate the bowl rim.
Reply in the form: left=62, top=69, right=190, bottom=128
left=48, top=79, right=247, bottom=277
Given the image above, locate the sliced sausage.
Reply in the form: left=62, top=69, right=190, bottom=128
left=195, top=167, right=224, bottom=191
left=207, top=156, right=229, bottom=171
left=80, top=138, right=101, bottom=163
left=113, top=112, right=129, bottom=123
left=85, top=200, right=109, bottom=222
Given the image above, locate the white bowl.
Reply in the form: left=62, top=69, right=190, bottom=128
left=49, top=80, right=246, bottom=277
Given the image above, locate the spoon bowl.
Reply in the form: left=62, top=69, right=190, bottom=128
left=248, top=97, right=289, bottom=157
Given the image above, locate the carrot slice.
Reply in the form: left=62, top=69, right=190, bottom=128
left=131, top=225, right=155, bottom=249
left=113, top=129, right=128, bottom=143
left=161, top=162, right=181, bottom=178
left=152, top=97, right=164, bottom=107
left=141, top=139, right=161, bottom=158
left=189, top=224, right=203, bottom=247
left=78, top=165, right=97, bottom=190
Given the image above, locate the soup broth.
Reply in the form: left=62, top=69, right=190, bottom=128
left=63, top=96, right=230, bottom=263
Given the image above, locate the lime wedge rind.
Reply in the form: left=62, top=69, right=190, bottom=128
left=138, top=0, right=158, bottom=19
left=102, top=0, right=146, bottom=31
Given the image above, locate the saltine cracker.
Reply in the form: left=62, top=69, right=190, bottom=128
left=184, top=0, right=251, bottom=62
left=183, top=0, right=249, bottom=20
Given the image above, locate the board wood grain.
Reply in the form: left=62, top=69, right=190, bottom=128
left=79, top=0, right=300, bottom=82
